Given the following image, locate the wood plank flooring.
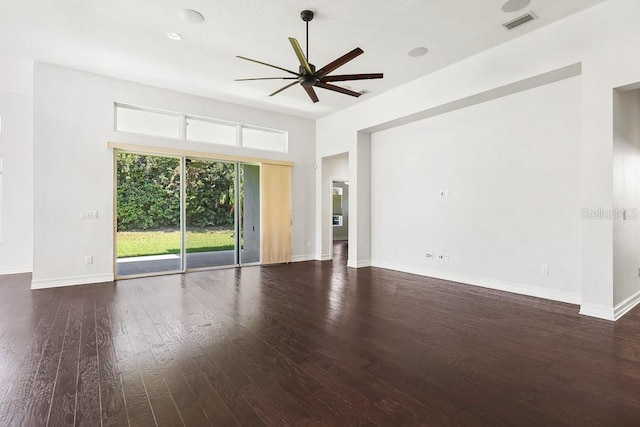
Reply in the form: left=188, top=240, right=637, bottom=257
left=2, top=242, right=640, bottom=425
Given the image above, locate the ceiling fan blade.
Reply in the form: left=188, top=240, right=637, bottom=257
left=235, top=77, right=299, bottom=81
left=236, top=56, right=299, bottom=77
left=288, top=37, right=313, bottom=75
left=316, top=48, right=364, bottom=79
left=269, top=80, right=300, bottom=97
left=321, top=73, right=383, bottom=83
left=303, top=86, right=319, bottom=103
left=315, top=82, right=362, bottom=97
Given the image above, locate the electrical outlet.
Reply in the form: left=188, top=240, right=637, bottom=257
left=85, top=255, right=93, bottom=265
left=390, top=248, right=397, bottom=255
left=541, top=265, right=549, bottom=275
left=437, top=254, right=445, bottom=261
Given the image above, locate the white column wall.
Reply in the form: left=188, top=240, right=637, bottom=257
left=348, top=133, right=371, bottom=268
left=612, top=89, right=640, bottom=317
left=0, top=59, right=33, bottom=274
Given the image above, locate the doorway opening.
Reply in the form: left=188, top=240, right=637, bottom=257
left=115, top=151, right=260, bottom=278
left=332, top=179, right=349, bottom=264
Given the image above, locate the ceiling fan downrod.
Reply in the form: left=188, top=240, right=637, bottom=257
left=301, top=10, right=314, bottom=62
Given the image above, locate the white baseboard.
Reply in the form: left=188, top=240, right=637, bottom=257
left=0, top=265, right=32, bottom=276
left=579, top=303, right=615, bottom=321
left=291, top=254, right=316, bottom=263
left=348, top=259, right=372, bottom=269
left=317, top=253, right=332, bottom=261
left=614, top=289, right=640, bottom=320
left=579, top=290, right=640, bottom=321
left=31, top=273, right=114, bottom=289
left=371, top=260, right=580, bottom=305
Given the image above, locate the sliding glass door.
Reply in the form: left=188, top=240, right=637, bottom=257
left=116, top=152, right=182, bottom=276
left=116, top=151, right=261, bottom=277
left=185, top=159, right=237, bottom=269
left=240, top=164, right=261, bottom=264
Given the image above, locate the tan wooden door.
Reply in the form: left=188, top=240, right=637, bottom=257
left=260, top=164, right=292, bottom=264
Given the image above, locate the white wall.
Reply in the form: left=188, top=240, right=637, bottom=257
left=613, top=88, right=640, bottom=307
left=32, top=63, right=315, bottom=287
left=316, top=0, right=640, bottom=319
left=371, top=77, right=581, bottom=303
left=0, top=59, right=33, bottom=274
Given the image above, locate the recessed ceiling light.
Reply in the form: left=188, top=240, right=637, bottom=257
left=167, top=32, right=183, bottom=41
left=408, top=47, right=429, bottom=57
left=180, top=9, right=205, bottom=24
left=501, top=0, right=531, bottom=13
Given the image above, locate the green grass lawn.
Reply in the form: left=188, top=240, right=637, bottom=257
left=117, top=228, right=235, bottom=258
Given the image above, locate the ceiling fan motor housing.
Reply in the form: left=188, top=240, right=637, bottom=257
left=300, top=64, right=316, bottom=75
left=301, top=77, right=316, bottom=87
left=300, top=64, right=317, bottom=87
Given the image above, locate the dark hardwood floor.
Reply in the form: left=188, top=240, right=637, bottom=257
left=2, top=242, right=640, bottom=426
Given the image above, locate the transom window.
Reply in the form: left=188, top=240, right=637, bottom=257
left=115, top=103, right=288, bottom=153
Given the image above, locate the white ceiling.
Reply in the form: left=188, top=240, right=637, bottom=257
left=0, top=0, right=606, bottom=118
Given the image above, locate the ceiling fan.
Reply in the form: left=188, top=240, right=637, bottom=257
left=235, top=10, right=383, bottom=104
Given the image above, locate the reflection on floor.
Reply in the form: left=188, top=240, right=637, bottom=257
left=116, top=249, right=259, bottom=276
left=117, top=243, right=346, bottom=277
left=333, top=240, right=348, bottom=265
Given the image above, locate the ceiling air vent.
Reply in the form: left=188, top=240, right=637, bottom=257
left=502, top=12, right=537, bottom=30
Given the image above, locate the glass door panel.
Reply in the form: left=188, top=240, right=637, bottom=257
left=185, top=159, right=237, bottom=269
left=240, top=164, right=260, bottom=264
left=116, top=152, right=182, bottom=276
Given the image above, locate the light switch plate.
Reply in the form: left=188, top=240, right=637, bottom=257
left=81, top=210, right=98, bottom=219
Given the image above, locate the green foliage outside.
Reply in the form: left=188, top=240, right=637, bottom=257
left=116, top=153, right=239, bottom=257
left=117, top=229, right=235, bottom=258
left=117, top=153, right=236, bottom=230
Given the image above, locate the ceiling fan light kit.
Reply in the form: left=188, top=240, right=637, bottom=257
left=235, top=10, right=384, bottom=104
